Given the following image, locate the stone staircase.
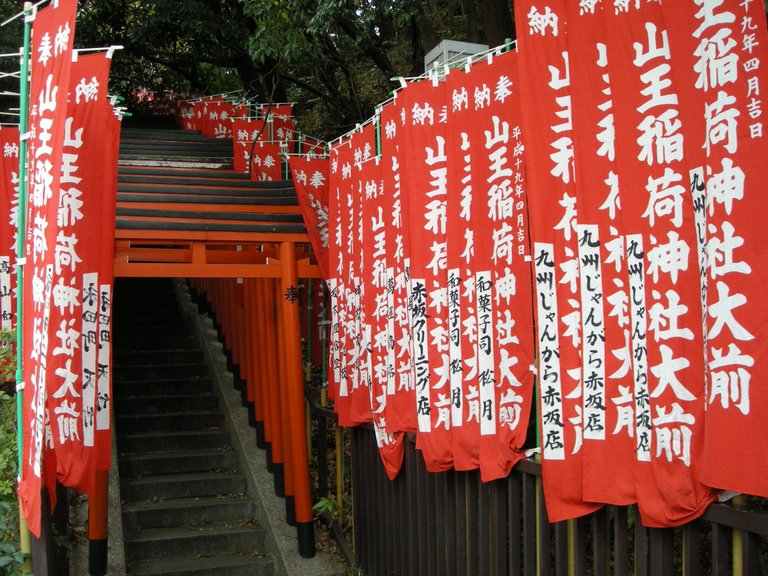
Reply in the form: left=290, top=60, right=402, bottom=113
left=113, top=277, right=275, bottom=576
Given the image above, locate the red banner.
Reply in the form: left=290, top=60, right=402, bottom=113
left=378, top=98, right=417, bottom=434
left=49, top=52, right=117, bottom=493
left=232, top=118, right=266, bottom=173
left=599, top=2, right=719, bottom=526
left=517, top=0, right=602, bottom=523
left=19, top=0, right=78, bottom=537
left=563, top=1, right=637, bottom=507
left=249, top=141, right=283, bottom=181
left=0, top=127, right=19, bottom=330
left=458, top=52, right=536, bottom=481
left=397, top=78, right=454, bottom=472
left=359, top=156, right=404, bottom=479
left=287, top=155, right=330, bottom=279
left=662, top=0, right=768, bottom=499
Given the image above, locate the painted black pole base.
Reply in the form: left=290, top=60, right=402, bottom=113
left=247, top=402, right=257, bottom=427
left=296, top=522, right=316, bottom=558
left=265, top=444, right=274, bottom=473
left=285, top=495, right=296, bottom=526
left=273, top=463, right=285, bottom=497
left=255, top=421, right=266, bottom=448
left=89, top=538, right=108, bottom=576
left=240, top=382, right=250, bottom=408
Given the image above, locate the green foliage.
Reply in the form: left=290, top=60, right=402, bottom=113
left=313, top=496, right=341, bottom=524
left=0, top=329, right=22, bottom=574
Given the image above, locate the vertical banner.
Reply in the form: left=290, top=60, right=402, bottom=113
left=463, top=51, right=535, bottom=482
left=601, top=1, right=718, bottom=525
left=445, top=66, right=481, bottom=471
left=564, top=1, right=636, bottom=506
left=398, top=78, right=454, bottom=472
left=249, top=140, right=283, bottom=181
left=360, top=155, right=404, bottom=479
left=379, top=98, right=416, bottom=434
left=0, top=127, right=19, bottom=329
left=19, top=0, right=78, bottom=537
left=232, top=117, right=265, bottom=173
left=287, top=155, right=330, bottom=279
left=663, top=0, right=768, bottom=498
left=517, top=0, right=602, bottom=522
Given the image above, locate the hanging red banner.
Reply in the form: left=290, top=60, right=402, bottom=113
left=562, top=1, right=637, bottom=507
left=249, top=141, right=283, bottom=181
left=19, top=0, right=78, bottom=537
left=359, top=155, right=404, bottom=479
left=0, top=127, right=19, bottom=329
left=232, top=118, right=266, bottom=173
left=516, top=0, right=602, bottom=523
left=454, top=51, right=536, bottom=481
left=48, top=52, right=116, bottom=494
left=378, top=98, right=417, bottom=434
left=287, top=155, right=330, bottom=279
left=397, top=78, right=454, bottom=473
left=662, top=0, right=768, bottom=499
left=600, top=2, right=719, bottom=526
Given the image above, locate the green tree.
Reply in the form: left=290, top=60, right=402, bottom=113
left=74, top=0, right=519, bottom=138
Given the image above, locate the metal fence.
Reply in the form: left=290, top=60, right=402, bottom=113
left=309, top=422, right=768, bottom=576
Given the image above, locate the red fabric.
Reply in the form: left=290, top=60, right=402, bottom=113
left=378, top=99, right=417, bottom=434
left=516, top=0, right=602, bottom=523
left=563, top=1, right=637, bottom=507
left=48, top=53, right=117, bottom=492
left=0, top=127, right=19, bottom=329
left=232, top=118, right=266, bottom=174
left=287, top=155, right=330, bottom=279
left=360, top=157, right=404, bottom=479
left=200, top=97, right=225, bottom=138
left=19, top=0, right=78, bottom=537
left=249, top=141, right=282, bottom=181
left=600, top=2, right=718, bottom=526
left=663, top=0, right=768, bottom=499
left=454, top=52, right=536, bottom=482
left=397, top=78, right=454, bottom=472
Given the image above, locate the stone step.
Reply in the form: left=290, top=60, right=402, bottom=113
left=118, top=430, right=230, bottom=454
left=117, top=166, right=250, bottom=180
left=116, top=393, right=217, bottom=416
left=119, top=448, right=238, bottom=476
left=114, top=323, right=194, bottom=340
left=116, top=410, right=224, bottom=434
left=126, top=553, right=274, bottom=576
left=124, top=523, right=266, bottom=560
left=114, top=335, right=199, bottom=352
left=116, top=363, right=209, bottom=382
left=115, top=349, right=204, bottom=366
left=120, top=472, right=246, bottom=502
left=114, top=377, right=213, bottom=397
left=121, top=495, right=254, bottom=531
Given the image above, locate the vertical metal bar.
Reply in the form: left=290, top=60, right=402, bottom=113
left=491, top=478, right=509, bottom=576
left=554, top=522, right=568, bottom=576
left=593, top=507, right=609, bottom=576
left=435, top=471, right=449, bottom=576
left=455, top=471, right=468, bottom=575
left=467, top=470, right=480, bottom=576
left=683, top=521, right=700, bottom=576
left=613, top=506, right=629, bottom=576
left=573, top=516, right=587, bottom=576
left=649, top=528, right=675, bottom=576
left=635, top=509, right=649, bottom=576
left=478, top=477, right=490, bottom=576
left=406, top=439, right=418, bottom=576
left=741, top=531, right=759, bottom=576
left=712, top=522, right=731, bottom=576
left=445, top=471, right=457, bottom=576
left=508, top=471, right=522, bottom=576
left=522, top=471, right=536, bottom=576
left=537, top=475, right=552, bottom=576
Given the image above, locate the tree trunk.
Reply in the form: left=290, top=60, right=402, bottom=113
left=479, top=0, right=516, bottom=47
